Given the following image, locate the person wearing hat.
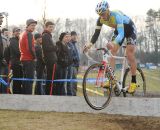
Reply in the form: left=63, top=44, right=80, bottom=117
left=56, top=32, right=73, bottom=95
left=9, top=27, right=23, bottom=94
left=19, top=19, right=37, bottom=94
left=42, top=21, right=57, bottom=95
left=34, top=33, right=45, bottom=95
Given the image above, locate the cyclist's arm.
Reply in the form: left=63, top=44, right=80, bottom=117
left=113, top=15, right=124, bottom=45
left=90, top=18, right=102, bottom=44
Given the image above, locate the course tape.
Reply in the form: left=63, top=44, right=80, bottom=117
left=0, top=78, right=8, bottom=86
left=0, top=77, right=108, bottom=87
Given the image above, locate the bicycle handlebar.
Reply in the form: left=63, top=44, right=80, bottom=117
left=83, top=47, right=112, bottom=63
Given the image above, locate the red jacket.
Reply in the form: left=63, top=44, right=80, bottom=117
left=19, top=31, right=35, bottom=61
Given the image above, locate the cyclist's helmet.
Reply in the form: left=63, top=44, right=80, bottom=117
left=95, top=1, right=109, bottom=15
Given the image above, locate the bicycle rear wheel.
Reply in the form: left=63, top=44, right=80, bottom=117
left=123, top=67, right=146, bottom=97
left=82, top=63, right=112, bottom=110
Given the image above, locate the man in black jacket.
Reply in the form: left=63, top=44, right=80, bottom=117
left=42, top=21, right=57, bottom=95
left=34, top=33, right=45, bottom=95
left=9, top=27, right=23, bottom=94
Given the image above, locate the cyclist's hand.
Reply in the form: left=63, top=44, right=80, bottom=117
left=106, top=42, right=114, bottom=50
left=83, top=43, right=93, bottom=53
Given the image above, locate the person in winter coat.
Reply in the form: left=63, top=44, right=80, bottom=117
left=9, top=27, right=23, bottom=94
left=42, top=21, right=57, bottom=95
left=34, top=33, right=45, bottom=95
left=19, top=19, right=37, bottom=94
left=70, top=31, right=80, bottom=96
left=56, top=32, right=73, bottom=95
left=0, top=13, right=8, bottom=93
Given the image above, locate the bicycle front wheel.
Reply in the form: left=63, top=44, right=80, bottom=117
left=82, top=63, right=112, bottom=110
left=123, top=67, right=146, bottom=97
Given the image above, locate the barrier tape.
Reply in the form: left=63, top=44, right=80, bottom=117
left=0, top=78, right=8, bottom=86
left=0, top=77, right=108, bottom=87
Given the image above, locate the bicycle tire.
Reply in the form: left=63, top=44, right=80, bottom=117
left=122, top=67, right=146, bottom=97
left=82, top=63, right=112, bottom=110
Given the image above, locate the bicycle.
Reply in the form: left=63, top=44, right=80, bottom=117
left=82, top=45, right=146, bottom=110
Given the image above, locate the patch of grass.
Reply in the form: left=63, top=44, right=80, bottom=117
left=143, top=68, right=160, bottom=92
left=78, top=68, right=160, bottom=94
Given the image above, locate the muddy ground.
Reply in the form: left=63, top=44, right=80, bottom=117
left=0, top=110, right=160, bottom=130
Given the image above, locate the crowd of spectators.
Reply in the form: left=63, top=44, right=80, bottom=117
left=0, top=13, right=80, bottom=96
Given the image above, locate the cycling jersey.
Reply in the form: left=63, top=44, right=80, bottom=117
left=91, top=10, right=137, bottom=46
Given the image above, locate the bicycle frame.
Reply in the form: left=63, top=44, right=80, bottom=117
left=85, top=47, right=130, bottom=93
left=96, top=61, right=107, bottom=87
left=102, top=49, right=129, bottom=92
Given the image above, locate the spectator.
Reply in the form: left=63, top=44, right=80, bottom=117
left=0, top=13, right=7, bottom=93
left=0, top=27, right=10, bottom=93
left=56, top=32, right=73, bottom=95
left=42, top=21, right=57, bottom=95
left=66, top=33, right=74, bottom=96
left=2, top=28, right=11, bottom=65
left=2, top=28, right=10, bottom=39
left=19, top=19, right=37, bottom=94
left=9, top=27, right=23, bottom=94
left=70, top=31, right=80, bottom=96
left=34, top=33, right=45, bottom=95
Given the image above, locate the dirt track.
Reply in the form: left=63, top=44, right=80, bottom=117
left=0, top=110, right=160, bottom=130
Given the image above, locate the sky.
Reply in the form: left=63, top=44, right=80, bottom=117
left=0, top=0, right=160, bottom=25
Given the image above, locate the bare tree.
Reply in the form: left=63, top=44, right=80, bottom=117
left=146, top=9, right=160, bottom=65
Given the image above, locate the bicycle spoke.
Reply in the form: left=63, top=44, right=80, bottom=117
left=83, top=64, right=112, bottom=110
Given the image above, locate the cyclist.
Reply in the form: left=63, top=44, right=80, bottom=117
left=84, top=1, right=137, bottom=93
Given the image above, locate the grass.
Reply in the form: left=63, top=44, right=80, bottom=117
left=77, top=68, right=160, bottom=95
left=143, top=68, right=160, bottom=92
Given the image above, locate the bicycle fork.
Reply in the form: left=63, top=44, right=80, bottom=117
left=96, top=61, right=107, bottom=87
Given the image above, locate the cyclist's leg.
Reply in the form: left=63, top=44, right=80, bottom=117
left=126, top=39, right=137, bottom=75
left=103, top=34, right=124, bottom=88
left=110, top=33, right=124, bottom=69
left=126, top=34, right=137, bottom=93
